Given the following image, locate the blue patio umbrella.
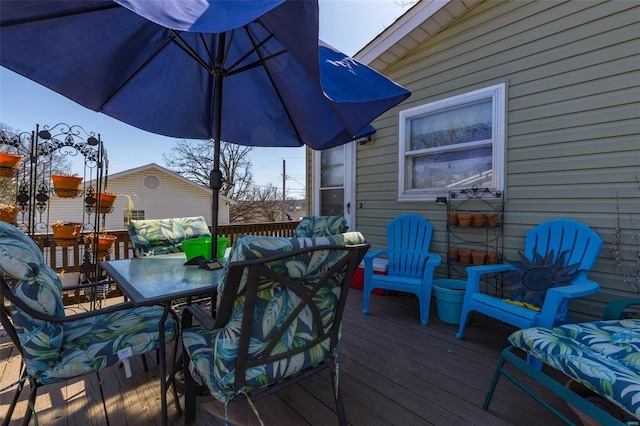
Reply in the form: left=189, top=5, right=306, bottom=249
left=0, top=0, right=410, bottom=257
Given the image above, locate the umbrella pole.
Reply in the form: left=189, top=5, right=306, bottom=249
left=210, top=33, right=225, bottom=259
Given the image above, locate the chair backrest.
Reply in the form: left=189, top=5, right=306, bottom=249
left=128, top=216, right=211, bottom=256
left=524, top=218, right=603, bottom=274
left=0, top=222, right=65, bottom=377
left=294, top=215, right=348, bottom=237
left=205, top=232, right=368, bottom=401
left=385, top=214, right=436, bottom=278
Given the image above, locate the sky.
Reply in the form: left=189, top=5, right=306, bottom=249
left=0, top=0, right=413, bottom=200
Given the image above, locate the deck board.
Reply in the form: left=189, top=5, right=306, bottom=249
left=1, top=290, right=583, bottom=425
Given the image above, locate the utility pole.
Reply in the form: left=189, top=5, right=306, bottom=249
left=282, top=159, right=286, bottom=221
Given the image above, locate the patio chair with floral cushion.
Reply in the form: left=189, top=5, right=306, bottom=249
left=0, top=222, right=178, bottom=425
left=127, top=216, right=211, bottom=257
left=294, top=215, right=348, bottom=237
left=181, top=232, right=369, bottom=425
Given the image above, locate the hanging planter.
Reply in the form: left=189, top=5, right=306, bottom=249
left=97, top=192, right=117, bottom=213
left=86, top=233, right=117, bottom=256
left=51, top=175, right=83, bottom=198
left=51, top=221, right=83, bottom=246
left=0, top=203, right=20, bottom=224
left=0, top=152, right=23, bottom=178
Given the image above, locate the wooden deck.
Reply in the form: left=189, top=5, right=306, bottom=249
left=0, top=290, right=581, bottom=425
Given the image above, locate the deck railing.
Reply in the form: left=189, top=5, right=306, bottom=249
left=32, top=220, right=300, bottom=274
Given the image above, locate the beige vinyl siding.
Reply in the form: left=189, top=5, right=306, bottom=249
left=48, top=166, right=227, bottom=231
left=357, top=0, right=640, bottom=321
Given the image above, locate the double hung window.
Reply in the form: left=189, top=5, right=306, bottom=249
left=398, top=83, right=505, bottom=200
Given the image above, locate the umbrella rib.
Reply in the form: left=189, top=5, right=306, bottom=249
left=170, top=30, right=217, bottom=75
left=241, top=26, right=305, bottom=145
left=224, top=30, right=277, bottom=75
left=98, top=36, right=174, bottom=111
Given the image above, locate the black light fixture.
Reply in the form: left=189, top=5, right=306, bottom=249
left=436, top=197, right=447, bottom=206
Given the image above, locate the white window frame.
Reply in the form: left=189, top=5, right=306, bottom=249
left=398, top=83, right=505, bottom=201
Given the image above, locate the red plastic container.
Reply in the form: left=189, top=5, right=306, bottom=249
left=350, top=258, right=388, bottom=295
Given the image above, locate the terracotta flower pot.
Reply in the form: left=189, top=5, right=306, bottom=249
left=87, top=234, right=117, bottom=255
left=449, top=212, right=458, bottom=225
left=486, top=251, right=498, bottom=264
left=97, top=193, right=117, bottom=213
left=471, top=213, right=484, bottom=227
left=51, top=222, right=83, bottom=246
left=459, top=248, right=472, bottom=264
left=458, top=213, right=471, bottom=227
left=51, top=175, right=83, bottom=198
left=0, top=153, right=23, bottom=178
left=0, top=204, right=20, bottom=224
left=472, top=250, right=486, bottom=265
left=449, top=246, right=459, bottom=260
left=485, top=213, right=499, bottom=227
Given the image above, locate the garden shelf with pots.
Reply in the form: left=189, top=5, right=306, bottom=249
left=446, top=187, right=504, bottom=297
left=1, top=123, right=111, bottom=305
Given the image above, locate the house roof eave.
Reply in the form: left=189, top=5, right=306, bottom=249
left=355, top=0, right=481, bottom=71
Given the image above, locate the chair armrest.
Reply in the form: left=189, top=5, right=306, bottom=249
left=183, top=303, right=216, bottom=331
left=536, top=277, right=599, bottom=327
left=604, top=299, right=640, bottom=320
left=466, top=264, right=517, bottom=293
left=363, top=249, right=387, bottom=275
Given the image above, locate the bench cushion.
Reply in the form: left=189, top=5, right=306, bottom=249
left=509, top=319, right=640, bottom=419
left=294, top=215, right=347, bottom=237
left=128, top=216, right=211, bottom=256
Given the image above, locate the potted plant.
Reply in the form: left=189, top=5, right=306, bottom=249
left=86, top=232, right=117, bottom=255
left=51, top=174, right=83, bottom=198
left=51, top=221, right=83, bottom=246
left=0, top=203, right=20, bottom=224
left=0, top=152, right=23, bottom=178
left=97, top=192, right=118, bottom=213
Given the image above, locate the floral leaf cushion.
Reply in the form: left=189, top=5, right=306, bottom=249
left=0, top=221, right=177, bottom=382
left=183, top=231, right=366, bottom=403
left=509, top=320, right=640, bottom=418
left=40, top=304, right=174, bottom=384
left=294, top=215, right=348, bottom=238
left=128, top=216, right=211, bottom=256
left=0, top=221, right=44, bottom=280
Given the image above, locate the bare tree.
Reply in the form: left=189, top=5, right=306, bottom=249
left=164, top=139, right=263, bottom=222
left=233, top=184, right=283, bottom=223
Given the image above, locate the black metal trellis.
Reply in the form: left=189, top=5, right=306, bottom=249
left=0, top=123, right=110, bottom=297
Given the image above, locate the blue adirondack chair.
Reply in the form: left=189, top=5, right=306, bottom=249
left=456, top=218, right=603, bottom=339
left=362, top=214, right=442, bottom=325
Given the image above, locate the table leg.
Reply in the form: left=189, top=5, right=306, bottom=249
left=159, top=302, right=169, bottom=426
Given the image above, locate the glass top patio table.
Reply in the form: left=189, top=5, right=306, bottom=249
left=100, top=253, right=224, bottom=306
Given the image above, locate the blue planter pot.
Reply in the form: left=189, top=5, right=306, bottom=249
left=433, top=279, right=467, bottom=325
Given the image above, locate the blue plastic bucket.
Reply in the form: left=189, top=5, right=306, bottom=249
left=432, top=279, right=467, bottom=325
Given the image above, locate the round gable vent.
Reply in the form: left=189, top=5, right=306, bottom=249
left=143, top=174, right=161, bottom=190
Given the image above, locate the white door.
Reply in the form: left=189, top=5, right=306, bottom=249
left=312, top=143, right=355, bottom=229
